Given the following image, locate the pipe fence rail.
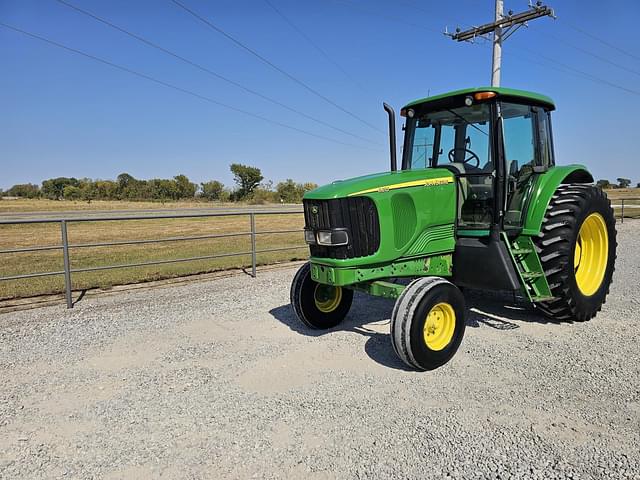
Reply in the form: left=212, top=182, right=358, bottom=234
left=614, top=198, right=640, bottom=224
left=0, top=209, right=304, bottom=308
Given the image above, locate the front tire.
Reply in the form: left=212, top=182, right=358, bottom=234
left=534, top=184, right=617, bottom=321
left=391, top=277, right=466, bottom=371
left=290, top=262, right=353, bottom=329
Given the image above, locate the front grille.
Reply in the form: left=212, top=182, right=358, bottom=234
left=303, top=197, right=380, bottom=259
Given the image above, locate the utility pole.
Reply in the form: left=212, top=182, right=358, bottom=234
left=446, top=1, right=555, bottom=87
left=491, top=0, right=503, bottom=87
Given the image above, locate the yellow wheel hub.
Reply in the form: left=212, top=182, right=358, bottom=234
left=314, top=284, right=343, bottom=313
left=574, top=213, right=609, bottom=296
left=423, top=302, right=456, bottom=351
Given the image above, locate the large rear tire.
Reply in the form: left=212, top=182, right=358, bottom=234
left=391, top=277, right=466, bottom=371
left=290, top=262, right=353, bottom=329
left=534, top=184, right=616, bottom=321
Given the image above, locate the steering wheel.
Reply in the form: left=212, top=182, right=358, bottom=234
left=448, top=148, right=480, bottom=168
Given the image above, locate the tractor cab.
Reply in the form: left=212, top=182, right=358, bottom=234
left=400, top=87, right=556, bottom=235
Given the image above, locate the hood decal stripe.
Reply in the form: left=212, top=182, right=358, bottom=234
left=348, top=176, right=454, bottom=196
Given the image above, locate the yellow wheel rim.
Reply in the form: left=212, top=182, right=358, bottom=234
left=423, top=302, right=456, bottom=351
left=574, top=213, right=609, bottom=296
left=314, top=284, right=343, bottom=313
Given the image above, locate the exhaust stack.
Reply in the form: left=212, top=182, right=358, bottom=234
left=383, top=102, right=397, bottom=172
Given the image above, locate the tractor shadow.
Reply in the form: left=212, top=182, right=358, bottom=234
left=269, top=289, right=554, bottom=371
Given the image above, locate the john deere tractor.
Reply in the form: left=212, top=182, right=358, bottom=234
left=290, top=87, right=616, bottom=371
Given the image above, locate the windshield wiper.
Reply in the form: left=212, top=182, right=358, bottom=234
left=446, top=109, right=488, bottom=137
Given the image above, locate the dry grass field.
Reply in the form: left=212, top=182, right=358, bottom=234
left=0, top=199, right=304, bottom=300
left=0, top=187, right=638, bottom=301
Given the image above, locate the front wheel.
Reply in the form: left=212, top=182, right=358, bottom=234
left=290, top=262, right=353, bottom=329
left=391, top=277, right=466, bottom=371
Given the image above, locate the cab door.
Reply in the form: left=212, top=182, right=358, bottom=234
left=501, top=103, right=554, bottom=229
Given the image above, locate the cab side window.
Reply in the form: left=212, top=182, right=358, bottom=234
left=535, top=109, right=554, bottom=168
left=501, top=103, right=535, bottom=180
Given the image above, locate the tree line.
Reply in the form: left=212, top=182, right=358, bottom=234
left=596, top=178, right=639, bottom=189
left=1, top=164, right=318, bottom=204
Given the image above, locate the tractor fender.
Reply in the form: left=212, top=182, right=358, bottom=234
left=522, top=165, right=594, bottom=236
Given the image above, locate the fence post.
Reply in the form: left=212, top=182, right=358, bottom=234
left=621, top=199, right=624, bottom=224
left=250, top=213, right=257, bottom=278
left=60, top=220, right=73, bottom=308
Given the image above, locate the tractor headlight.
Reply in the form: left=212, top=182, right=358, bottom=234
left=316, top=229, right=349, bottom=246
left=304, top=230, right=316, bottom=245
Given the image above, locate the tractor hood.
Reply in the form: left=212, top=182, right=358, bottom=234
left=304, top=168, right=455, bottom=200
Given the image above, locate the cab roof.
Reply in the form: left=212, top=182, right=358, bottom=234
left=403, top=86, right=555, bottom=111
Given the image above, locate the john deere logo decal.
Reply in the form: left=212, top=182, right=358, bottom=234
left=311, top=206, right=319, bottom=214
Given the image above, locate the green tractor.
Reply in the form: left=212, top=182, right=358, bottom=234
left=290, top=87, right=616, bottom=371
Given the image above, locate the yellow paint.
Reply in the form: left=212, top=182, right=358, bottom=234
left=574, top=213, right=609, bottom=296
left=348, top=177, right=454, bottom=196
left=314, top=284, right=343, bottom=313
left=423, top=302, right=456, bottom=351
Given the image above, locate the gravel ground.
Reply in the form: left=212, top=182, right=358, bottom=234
left=1, top=221, right=639, bottom=480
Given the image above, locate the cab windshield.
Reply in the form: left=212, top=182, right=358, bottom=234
left=402, top=102, right=495, bottom=229
left=403, top=103, right=493, bottom=175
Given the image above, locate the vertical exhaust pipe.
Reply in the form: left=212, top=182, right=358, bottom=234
left=383, top=102, right=397, bottom=172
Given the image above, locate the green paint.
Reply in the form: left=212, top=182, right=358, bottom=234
left=502, top=233, right=553, bottom=301
left=310, top=253, right=453, bottom=287
left=308, top=169, right=456, bottom=269
left=349, top=280, right=406, bottom=299
left=403, top=86, right=555, bottom=111
left=304, top=167, right=455, bottom=200
left=522, top=165, right=593, bottom=236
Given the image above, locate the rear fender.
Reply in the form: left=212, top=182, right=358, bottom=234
left=522, top=165, right=594, bottom=236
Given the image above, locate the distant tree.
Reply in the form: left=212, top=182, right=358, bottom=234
left=200, top=180, right=225, bottom=201
left=276, top=179, right=302, bottom=203
left=302, top=182, right=318, bottom=193
left=41, top=177, right=79, bottom=200
left=6, top=183, right=40, bottom=198
left=93, top=180, right=118, bottom=199
left=637, top=182, right=640, bottom=188
left=617, top=178, right=631, bottom=189
left=174, top=174, right=197, bottom=199
left=596, top=179, right=611, bottom=189
left=116, top=173, right=135, bottom=191
left=148, top=178, right=178, bottom=200
left=230, top=163, right=263, bottom=200
left=62, top=185, right=81, bottom=200
left=276, top=179, right=318, bottom=203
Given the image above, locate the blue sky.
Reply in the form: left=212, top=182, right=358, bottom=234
left=2, top=0, right=639, bottom=190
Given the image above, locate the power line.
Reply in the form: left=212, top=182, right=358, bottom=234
left=262, top=0, right=370, bottom=96
left=327, top=0, right=442, bottom=35
left=514, top=44, right=640, bottom=97
left=0, top=22, right=382, bottom=150
left=170, top=0, right=383, bottom=133
left=535, top=28, right=640, bottom=79
left=333, top=0, right=640, bottom=100
left=447, top=1, right=556, bottom=87
left=54, top=0, right=380, bottom=146
left=564, top=20, right=640, bottom=63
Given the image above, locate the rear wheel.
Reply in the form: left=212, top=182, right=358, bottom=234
left=534, top=184, right=616, bottom=321
left=391, top=277, right=466, bottom=371
left=290, top=262, right=353, bottom=329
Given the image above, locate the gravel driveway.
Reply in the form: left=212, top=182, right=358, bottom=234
left=1, top=221, right=639, bottom=479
